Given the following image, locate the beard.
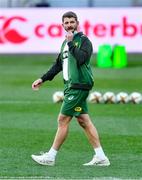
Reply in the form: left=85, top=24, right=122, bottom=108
left=66, top=26, right=77, bottom=33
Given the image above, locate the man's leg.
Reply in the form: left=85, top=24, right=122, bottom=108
left=77, top=114, right=101, bottom=148
left=77, top=114, right=110, bottom=166
left=31, top=114, right=72, bottom=166
left=52, top=114, right=72, bottom=150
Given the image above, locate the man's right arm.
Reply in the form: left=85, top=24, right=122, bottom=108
left=32, top=54, right=62, bottom=90
left=41, top=53, right=62, bottom=82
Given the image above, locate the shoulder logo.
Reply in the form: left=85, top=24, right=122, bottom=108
left=75, top=42, right=79, bottom=47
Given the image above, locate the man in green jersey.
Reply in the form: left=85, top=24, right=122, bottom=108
left=31, top=11, right=110, bottom=166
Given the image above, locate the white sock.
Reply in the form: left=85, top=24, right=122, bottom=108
left=48, top=147, right=58, bottom=159
left=94, top=146, right=106, bottom=159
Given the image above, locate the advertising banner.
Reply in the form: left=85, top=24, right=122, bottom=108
left=0, top=8, right=142, bottom=53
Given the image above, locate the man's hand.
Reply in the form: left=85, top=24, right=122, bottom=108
left=66, top=31, right=73, bottom=42
left=32, top=78, right=43, bottom=91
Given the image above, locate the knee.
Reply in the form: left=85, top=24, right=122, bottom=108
left=77, top=118, right=87, bottom=129
left=57, top=114, right=71, bottom=128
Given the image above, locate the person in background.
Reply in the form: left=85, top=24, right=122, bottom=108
left=35, top=0, right=50, bottom=7
left=31, top=11, right=110, bottom=166
left=25, top=0, right=50, bottom=7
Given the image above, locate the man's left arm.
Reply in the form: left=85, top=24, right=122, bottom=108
left=67, top=37, right=93, bottom=65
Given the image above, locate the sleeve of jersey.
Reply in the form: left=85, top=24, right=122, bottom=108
left=67, top=37, right=93, bottom=65
left=41, top=54, right=62, bottom=82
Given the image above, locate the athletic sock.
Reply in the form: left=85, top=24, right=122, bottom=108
left=47, top=147, right=58, bottom=159
left=94, top=146, right=106, bottom=159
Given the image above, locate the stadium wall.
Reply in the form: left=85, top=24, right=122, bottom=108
left=0, top=8, right=142, bottom=53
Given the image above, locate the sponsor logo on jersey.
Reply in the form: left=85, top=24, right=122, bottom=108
left=63, top=50, right=68, bottom=59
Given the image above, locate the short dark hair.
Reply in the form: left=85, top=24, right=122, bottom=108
left=62, top=11, right=78, bottom=22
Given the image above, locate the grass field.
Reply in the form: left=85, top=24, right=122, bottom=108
left=0, top=54, right=142, bottom=179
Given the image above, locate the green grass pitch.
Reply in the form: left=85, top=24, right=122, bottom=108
left=0, top=54, right=142, bottom=179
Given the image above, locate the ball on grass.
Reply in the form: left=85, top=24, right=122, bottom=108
left=103, top=92, right=116, bottom=104
left=129, top=92, right=142, bottom=104
left=52, top=91, right=64, bottom=103
left=116, top=92, right=129, bottom=103
left=88, top=91, right=104, bottom=103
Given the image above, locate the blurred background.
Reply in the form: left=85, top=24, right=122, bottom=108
left=0, top=0, right=142, bottom=7
left=0, top=0, right=142, bottom=179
